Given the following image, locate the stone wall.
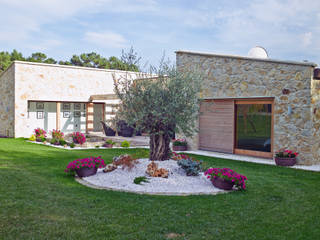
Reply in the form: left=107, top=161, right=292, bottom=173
left=13, top=61, right=141, bottom=137
left=176, top=51, right=317, bottom=165
left=311, top=79, right=320, bottom=163
left=0, top=65, right=15, bottom=137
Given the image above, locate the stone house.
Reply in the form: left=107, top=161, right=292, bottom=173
left=176, top=50, right=319, bottom=165
left=0, top=61, right=140, bottom=138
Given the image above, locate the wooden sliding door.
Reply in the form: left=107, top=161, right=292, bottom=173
left=199, top=100, right=235, bottom=153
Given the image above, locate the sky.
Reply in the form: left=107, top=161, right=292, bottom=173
left=0, top=0, right=320, bottom=66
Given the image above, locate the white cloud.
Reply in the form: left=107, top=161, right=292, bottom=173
left=302, top=32, right=312, bottom=47
left=84, top=31, right=127, bottom=48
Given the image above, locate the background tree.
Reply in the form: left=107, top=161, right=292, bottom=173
left=114, top=60, right=203, bottom=160
left=0, top=48, right=140, bottom=73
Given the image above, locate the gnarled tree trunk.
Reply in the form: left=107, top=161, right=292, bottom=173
left=149, top=133, right=171, bottom=160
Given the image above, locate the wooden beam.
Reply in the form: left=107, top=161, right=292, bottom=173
left=56, top=102, right=61, bottom=130
left=89, top=94, right=118, bottom=101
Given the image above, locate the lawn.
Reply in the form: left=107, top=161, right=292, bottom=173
left=1, top=138, right=320, bottom=239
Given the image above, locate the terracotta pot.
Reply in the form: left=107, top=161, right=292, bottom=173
left=275, top=157, right=296, bottom=166
left=103, top=143, right=113, bottom=148
left=172, top=145, right=187, bottom=151
left=75, top=167, right=97, bottom=178
left=211, top=176, right=234, bottom=190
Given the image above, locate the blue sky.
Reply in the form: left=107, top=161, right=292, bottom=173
left=0, top=0, right=319, bottom=66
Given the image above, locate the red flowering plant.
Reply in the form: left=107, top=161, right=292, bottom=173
left=65, top=156, right=106, bottom=173
left=275, top=149, right=298, bottom=158
left=34, top=128, right=47, bottom=138
left=172, top=139, right=187, bottom=146
left=204, top=168, right=248, bottom=190
left=51, top=129, right=64, bottom=140
left=71, top=132, right=86, bottom=144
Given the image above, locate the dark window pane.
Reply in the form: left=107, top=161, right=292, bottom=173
left=236, top=104, right=272, bottom=152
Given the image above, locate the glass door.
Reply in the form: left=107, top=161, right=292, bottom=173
left=235, top=100, right=273, bottom=158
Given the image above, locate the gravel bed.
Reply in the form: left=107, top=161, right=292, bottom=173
left=82, top=159, right=229, bottom=196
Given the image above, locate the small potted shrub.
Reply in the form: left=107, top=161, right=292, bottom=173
left=103, top=139, right=116, bottom=148
left=176, top=154, right=202, bottom=176
left=50, top=138, right=60, bottom=145
left=205, top=168, right=247, bottom=190
left=29, top=134, right=36, bottom=141
left=121, top=140, right=130, bottom=148
left=274, top=149, right=298, bottom=166
left=172, top=139, right=187, bottom=151
left=71, top=132, right=86, bottom=145
left=65, top=156, right=106, bottom=178
left=34, top=128, right=47, bottom=142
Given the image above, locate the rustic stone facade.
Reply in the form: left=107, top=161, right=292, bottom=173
left=176, top=51, right=318, bottom=165
left=0, top=65, right=15, bottom=137
left=0, top=61, right=140, bottom=138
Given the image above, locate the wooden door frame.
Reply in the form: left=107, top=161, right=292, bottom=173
left=233, top=98, right=274, bottom=158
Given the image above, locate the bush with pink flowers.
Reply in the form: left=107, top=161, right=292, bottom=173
left=275, top=149, right=298, bottom=158
left=34, top=128, right=47, bottom=138
left=65, top=156, right=106, bottom=173
left=51, top=129, right=64, bottom=140
left=204, top=168, right=248, bottom=190
left=71, top=132, right=86, bottom=144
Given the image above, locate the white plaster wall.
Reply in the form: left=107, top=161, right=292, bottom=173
left=14, top=61, right=141, bottom=137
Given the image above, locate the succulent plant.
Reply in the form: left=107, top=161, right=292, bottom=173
left=177, top=158, right=202, bottom=176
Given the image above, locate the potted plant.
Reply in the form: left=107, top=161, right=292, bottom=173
left=34, top=128, right=47, bottom=142
left=65, top=156, right=106, bottom=178
left=71, top=132, right=86, bottom=145
left=274, top=149, right=298, bottom=166
left=172, top=139, right=187, bottom=151
left=204, top=168, right=247, bottom=190
left=103, top=139, right=116, bottom=148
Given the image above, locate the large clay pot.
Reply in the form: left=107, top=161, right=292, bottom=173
left=172, top=145, right=187, bottom=151
left=102, top=143, right=113, bottom=148
left=275, top=157, right=296, bottom=166
left=75, top=167, right=97, bottom=178
left=211, top=176, right=234, bottom=190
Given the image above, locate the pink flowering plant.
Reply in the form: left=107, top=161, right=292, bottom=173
left=204, top=168, right=248, bottom=190
left=65, top=156, right=106, bottom=173
left=172, top=138, right=187, bottom=146
left=34, top=128, right=47, bottom=138
left=51, top=129, right=64, bottom=140
left=275, top=149, right=298, bottom=158
left=71, top=132, right=86, bottom=144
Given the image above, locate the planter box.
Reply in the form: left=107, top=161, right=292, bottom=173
left=211, top=176, right=234, bottom=190
left=275, top=157, right=296, bottom=166
left=172, top=145, right=187, bottom=151
left=75, top=167, right=97, bottom=178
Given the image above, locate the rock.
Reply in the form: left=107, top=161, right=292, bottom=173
left=146, top=161, right=169, bottom=178
left=103, top=164, right=117, bottom=173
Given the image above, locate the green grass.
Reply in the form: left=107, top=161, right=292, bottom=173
left=1, top=139, right=320, bottom=239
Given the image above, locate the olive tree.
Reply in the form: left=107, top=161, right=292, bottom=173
left=113, top=61, right=203, bottom=160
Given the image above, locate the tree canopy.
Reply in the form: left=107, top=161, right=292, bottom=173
left=114, top=61, right=203, bottom=160
left=0, top=48, right=140, bottom=74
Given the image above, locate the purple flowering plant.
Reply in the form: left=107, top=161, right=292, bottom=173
left=71, top=132, right=86, bottom=144
left=204, top=168, right=248, bottom=190
left=65, top=156, right=106, bottom=173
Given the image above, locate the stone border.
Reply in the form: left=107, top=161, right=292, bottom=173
left=75, top=177, right=232, bottom=196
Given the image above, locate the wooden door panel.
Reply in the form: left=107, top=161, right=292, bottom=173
left=199, top=100, right=234, bottom=153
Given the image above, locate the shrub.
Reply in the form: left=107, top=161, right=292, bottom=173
left=176, top=154, right=202, bottom=176
left=275, top=149, right=298, bottom=158
left=71, top=132, right=86, bottom=144
left=105, top=139, right=116, bottom=145
left=121, top=140, right=130, bottom=148
left=39, top=136, right=46, bottom=142
left=59, top=139, right=67, bottom=146
left=65, top=156, right=106, bottom=173
left=113, top=154, right=138, bottom=170
left=69, top=142, right=75, bottom=148
left=172, top=139, right=187, bottom=146
left=134, top=176, right=149, bottom=185
left=204, top=168, right=248, bottom=190
left=34, top=128, right=46, bottom=138
left=50, top=138, right=60, bottom=145
left=51, top=129, right=64, bottom=140
left=29, top=135, right=36, bottom=141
